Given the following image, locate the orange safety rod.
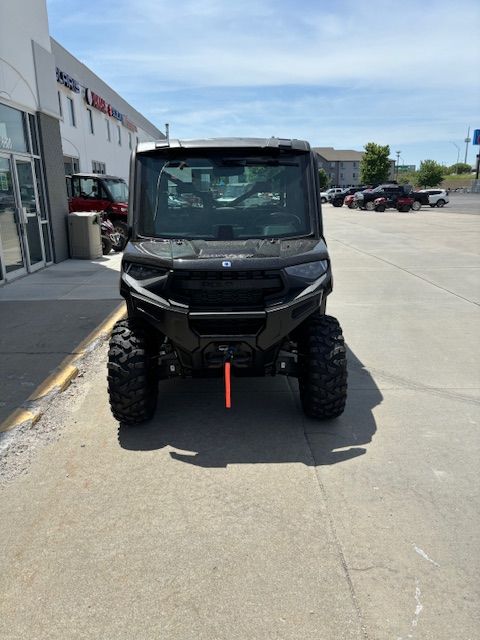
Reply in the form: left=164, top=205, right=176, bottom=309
left=224, top=361, right=231, bottom=409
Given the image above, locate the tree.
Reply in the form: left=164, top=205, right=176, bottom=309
left=360, top=142, right=391, bottom=185
left=448, top=162, right=472, bottom=175
left=416, top=160, right=445, bottom=188
left=397, top=171, right=418, bottom=186
left=318, top=168, right=329, bottom=189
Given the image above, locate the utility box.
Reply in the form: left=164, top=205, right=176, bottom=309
left=68, top=212, right=102, bottom=259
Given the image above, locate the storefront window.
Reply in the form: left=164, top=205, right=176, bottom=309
left=0, top=103, right=29, bottom=153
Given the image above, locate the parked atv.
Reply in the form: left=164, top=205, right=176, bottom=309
left=101, top=214, right=125, bottom=254
left=373, top=195, right=415, bottom=212
left=107, top=137, right=348, bottom=424
left=67, top=173, right=129, bottom=251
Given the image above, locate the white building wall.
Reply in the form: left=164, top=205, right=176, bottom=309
left=52, top=40, right=163, bottom=182
left=0, top=0, right=52, bottom=112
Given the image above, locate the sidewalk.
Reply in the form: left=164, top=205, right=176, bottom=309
left=0, top=255, right=122, bottom=425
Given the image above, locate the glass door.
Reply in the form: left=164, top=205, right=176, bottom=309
left=0, top=155, right=27, bottom=280
left=14, top=158, right=45, bottom=271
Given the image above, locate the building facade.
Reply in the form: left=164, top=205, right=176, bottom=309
left=0, top=0, right=162, bottom=285
left=53, top=40, right=162, bottom=182
left=314, top=147, right=396, bottom=187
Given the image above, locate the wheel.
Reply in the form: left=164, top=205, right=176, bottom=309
left=321, top=197, right=327, bottom=204
left=436, top=199, right=445, bottom=207
left=297, top=314, right=347, bottom=419
left=397, top=206, right=410, bottom=212
left=365, top=201, right=375, bottom=211
left=332, top=201, right=343, bottom=207
left=412, top=201, right=421, bottom=211
left=111, top=221, right=128, bottom=251
left=101, top=235, right=112, bottom=255
left=430, top=204, right=435, bottom=207
left=107, top=319, right=158, bottom=424
left=375, top=205, right=386, bottom=212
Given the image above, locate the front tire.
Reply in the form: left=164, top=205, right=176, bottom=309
left=297, top=315, right=347, bottom=419
left=111, top=221, right=128, bottom=251
left=321, top=197, right=327, bottom=204
left=436, top=199, right=446, bottom=207
left=107, top=320, right=158, bottom=424
left=412, top=201, right=421, bottom=211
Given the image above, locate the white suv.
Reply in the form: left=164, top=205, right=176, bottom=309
left=320, top=187, right=343, bottom=203
left=420, top=189, right=449, bottom=207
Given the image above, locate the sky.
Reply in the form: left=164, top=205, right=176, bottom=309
left=46, top=0, right=480, bottom=168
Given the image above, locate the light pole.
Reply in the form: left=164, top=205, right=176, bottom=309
left=464, top=126, right=471, bottom=164
left=395, top=150, right=401, bottom=179
left=451, top=142, right=460, bottom=171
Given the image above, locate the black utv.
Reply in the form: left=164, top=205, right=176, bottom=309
left=107, top=137, right=347, bottom=423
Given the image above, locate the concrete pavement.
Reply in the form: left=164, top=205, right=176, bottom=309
left=0, top=254, right=122, bottom=424
left=0, top=199, right=479, bottom=639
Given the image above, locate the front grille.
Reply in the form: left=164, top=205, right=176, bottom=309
left=190, top=317, right=265, bottom=336
left=169, top=270, right=283, bottom=310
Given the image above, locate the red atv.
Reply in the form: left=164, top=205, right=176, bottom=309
left=373, top=194, right=415, bottom=212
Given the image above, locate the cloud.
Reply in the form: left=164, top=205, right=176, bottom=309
left=46, top=0, right=480, bottom=164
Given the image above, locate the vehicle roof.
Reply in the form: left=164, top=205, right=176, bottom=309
left=137, top=137, right=311, bottom=153
left=70, top=173, right=126, bottom=180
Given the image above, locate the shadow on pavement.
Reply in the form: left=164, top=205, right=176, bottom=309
left=118, top=346, right=381, bottom=468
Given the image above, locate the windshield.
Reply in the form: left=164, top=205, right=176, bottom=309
left=136, top=151, right=312, bottom=240
left=104, top=179, right=128, bottom=202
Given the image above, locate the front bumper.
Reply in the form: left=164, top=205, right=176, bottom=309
left=121, top=271, right=328, bottom=371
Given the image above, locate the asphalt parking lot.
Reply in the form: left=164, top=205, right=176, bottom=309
left=0, top=194, right=479, bottom=639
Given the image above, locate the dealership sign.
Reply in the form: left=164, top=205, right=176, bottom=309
left=56, top=67, right=80, bottom=93
left=85, top=88, right=138, bottom=132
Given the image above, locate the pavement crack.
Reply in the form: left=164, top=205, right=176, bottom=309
left=286, top=377, right=370, bottom=640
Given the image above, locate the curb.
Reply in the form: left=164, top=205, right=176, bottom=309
left=0, top=303, right=126, bottom=435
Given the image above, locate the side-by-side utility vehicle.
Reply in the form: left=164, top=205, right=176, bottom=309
left=107, top=138, right=347, bottom=423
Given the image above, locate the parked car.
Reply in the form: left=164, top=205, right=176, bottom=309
left=320, top=187, right=343, bottom=203
left=331, top=186, right=367, bottom=207
left=355, top=184, right=427, bottom=211
left=418, top=189, right=449, bottom=207
left=66, top=173, right=129, bottom=250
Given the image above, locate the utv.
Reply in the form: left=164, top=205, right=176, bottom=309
left=107, top=137, right=347, bottom=423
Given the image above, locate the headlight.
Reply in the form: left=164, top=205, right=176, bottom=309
left=285, top=260, right=328, bottom=281
left=124, top=262, right=167, bottom=280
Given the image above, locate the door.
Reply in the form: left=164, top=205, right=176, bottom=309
left=0, top=155, right=27, bottom=280
left=14, top=158, right=45, bottom=272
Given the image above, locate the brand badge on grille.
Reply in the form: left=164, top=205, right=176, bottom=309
left=222, top=261, right=232, bottom=268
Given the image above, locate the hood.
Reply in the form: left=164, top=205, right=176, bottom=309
left=126, top=237, right=328, bottom=267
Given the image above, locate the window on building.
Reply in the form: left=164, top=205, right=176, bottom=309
left=117, top=125, right=121, bottom=146
left=87, top=108, right=94, bottom=134
left=340, top=173, right=344, bottom=179
left=92, top=160, right=106, bottom=174
left=0, top=103, right=29, bottom=153
left=106, top=119, right=111, bottom=141
left=128, top=132, right=132, bottom=150
left=353, top=173, right=356, bottom=178
left=340, top=162, right=344, bottom=168
left=67, top=97, right=76, bottom=127
left=57, top=92, right=63, bottom=119
left=353, top=162, right=357, bottom=168
left=330, top=162, right=335, bottom=169
left=63, top=155, right=79, bottom=176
